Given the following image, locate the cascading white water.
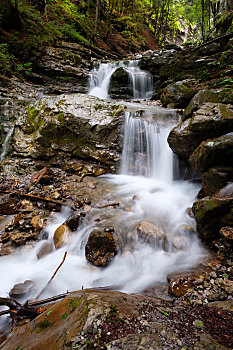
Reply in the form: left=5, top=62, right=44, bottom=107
left=121, top=111, right=173, bottom=182
left=0, top=126, right=14, bottom=162
left=88, top=60, right=153, bottom=100
left=0, top=63, right=206, bottom=332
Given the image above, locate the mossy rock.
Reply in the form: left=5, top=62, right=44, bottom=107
left=160, top=80, right=197, bottom=108
left=193, top=188, right=233, bottom=241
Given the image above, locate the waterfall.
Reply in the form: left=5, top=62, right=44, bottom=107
left=0, top=101, right=14, bottom=162
left=88, top=60, right=153, bottom=100
left=0, top=126, right=14, bottom=162
left=121, top=111, right=174, bottom=182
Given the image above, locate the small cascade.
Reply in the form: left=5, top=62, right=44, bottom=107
left=0, top=101, right=14, bottom=162
left=88, top=60, right=153, bottom=100
left=121, top=111, right=174, bottom=182
left=0, top=126, right=14, bottom=162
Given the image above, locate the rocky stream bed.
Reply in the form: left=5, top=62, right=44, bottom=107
left=0, top=34, right=233, bottom=349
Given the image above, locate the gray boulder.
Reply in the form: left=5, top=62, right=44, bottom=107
left=168, top=103, right=233, bottom=158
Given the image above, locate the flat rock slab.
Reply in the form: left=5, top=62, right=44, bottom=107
left=1, top=289, right=232, bottom=350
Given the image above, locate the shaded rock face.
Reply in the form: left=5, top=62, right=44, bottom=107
left=167, top=103, right=233, bottom=158
left=202, top=167, right=233, bottom=196
left=189, top=132, right=233, bottom=172
left=109, top=67, right=132, bottom=99
left=3, top=94, right=124, bottom=173
left=192, top=185, right=233, bottom=240
left=160, top=81, right=197, bottom=108
left=85, top=229, right=118, bottom=267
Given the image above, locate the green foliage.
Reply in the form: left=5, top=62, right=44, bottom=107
left=0, top=44, right=14, bottom=75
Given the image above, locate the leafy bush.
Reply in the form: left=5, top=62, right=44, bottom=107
left=0, top=44, right=14, bottom=75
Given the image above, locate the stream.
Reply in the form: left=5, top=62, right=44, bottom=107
left=0, top=60, right=206, bottom=330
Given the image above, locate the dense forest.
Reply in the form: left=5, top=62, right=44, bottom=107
left=0, top=0, right=232, bottom=77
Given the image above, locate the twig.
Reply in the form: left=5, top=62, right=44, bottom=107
left=0, top=310, right=10, bottom=316
left=97, top=202, right=120, bottom=208
left=33, top=251, right=67, bottom=302
left=10, top=174, right=18, bottom=188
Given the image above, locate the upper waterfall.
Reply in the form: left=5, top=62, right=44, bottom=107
left=88, top=60, right=153, bottom=100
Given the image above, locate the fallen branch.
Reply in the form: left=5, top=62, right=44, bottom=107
left=29, top=292, right=68, bottom=307
left=0, top=190, right=75, bottom=210
left=33, top=251, right=68, bottom=302
left=97, top=202, right=120, bottom=208
left=0, top=293, right=68, bottom=319
left=0, top=297, right=40, bottom=322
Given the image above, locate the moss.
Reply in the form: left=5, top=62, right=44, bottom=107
left=25, top=103, right=49, bottom=134
left=37, top=317, right=53, bottom=332
left=69, top=296, right=83, bottom=312
left=57, top=112, right=65, bottom=127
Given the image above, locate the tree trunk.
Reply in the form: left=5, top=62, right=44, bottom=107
left=94, top=0, right=100, bottom=43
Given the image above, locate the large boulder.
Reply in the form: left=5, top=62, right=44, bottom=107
left=192, top=184, right=233, bottom=240
left=182, top=90, right=220, bottom=120
left=201, top=166, right=233, bottom=196
left=160, top=80, right=197, bottom=108
left=189, top=132, right=233, bottom=172
left=167, top=103, right=233, bottom=158
left=182, top=89, right=233, bottom=121
left=4, top=94, right=124, bottom=173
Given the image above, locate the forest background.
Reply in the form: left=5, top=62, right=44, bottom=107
left=0, top=0, right=232, bottom=78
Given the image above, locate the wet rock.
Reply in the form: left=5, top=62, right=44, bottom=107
left=10, top=231, right=39, bottom=246
left=201, top=166, right=233, bottom=196
left=53, top=224, right=71, bottom=249
left=173, top=235, right=189, bottom=250
left=168, top=103, right=233, bottom=158
left=160, top=80, right=197, bottom=108
left=220, top=226, right=233, bottom=241
left=31, top=215, right=46, bottom=231
left=0, top=200, right=19, bottom=215
left=9, top=280, right=34, bottom=298
left=85, top=229, right=118, bottom=267
left=137, top=220, right=165, bottom=246
left=192, top=187, right=233, bottom=240
left=168, top=272, right=196, bottom=297
left=37, top=241, right=53, bottom=259
left=65, top=212, right=81, bottom=232
left=189, top=132, right=233, bottom=172
left=31, top=167, right=55, bottom=185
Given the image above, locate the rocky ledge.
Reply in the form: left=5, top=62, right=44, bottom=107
left=1, top=94, right=125, bottom=176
